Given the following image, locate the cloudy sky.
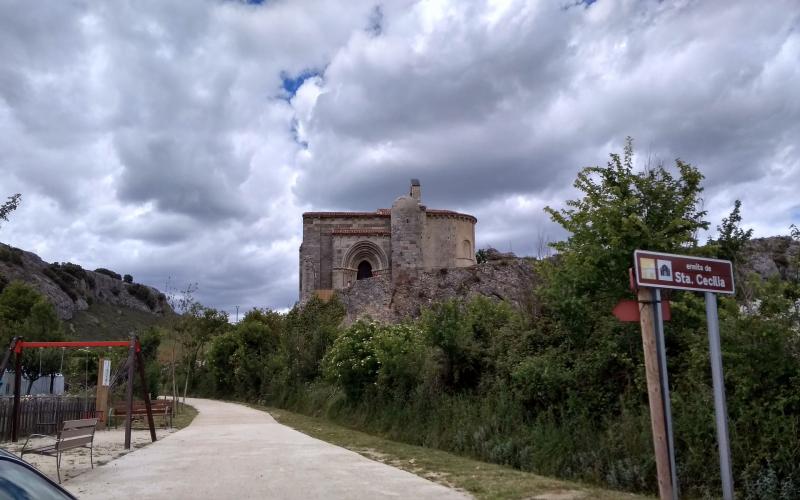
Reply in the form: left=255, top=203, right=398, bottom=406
left=1, top=0, right=798, bottom=315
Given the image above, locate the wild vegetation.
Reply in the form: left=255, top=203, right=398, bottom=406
left=177, top=140, right=800, bottom=499
left=2, top=144, right=799, bottom=498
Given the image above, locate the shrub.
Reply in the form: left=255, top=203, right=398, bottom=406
left=127, top=283, right=156, bottom=309
left=42, top=264, right=79, bottom=301
left=94, top=268, right=122, bottom=280
left=123, top=274, right=133, bottom=283
left=0, top=244, right=23, bottom=266
left=323, top=320, right=381, bottom=399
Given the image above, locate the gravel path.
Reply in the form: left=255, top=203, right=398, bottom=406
left=66, top=398, right=470, bottom=499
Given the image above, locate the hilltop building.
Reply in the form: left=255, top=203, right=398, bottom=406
left=299, top=180, right=477, bottom=301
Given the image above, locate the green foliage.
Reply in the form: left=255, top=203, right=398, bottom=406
left=283, top=296, right=345, bottom=383
left=94, top=268, right=122, bottom=280
left=0, top=243, right=23, bottom=265
left=43, top=263, right=83, bottom=301
left=127, top=283, right=157, bottom=309
left=0, top=193, right=21, bottom=228
left=136, top=327, right=163, bottom=399
left=543, top=137, right=708, bottom=324
left=323, top=320, right=381, bottom=399
left=476, top=248, right=488, bottom=264
left=712, top=200, right=754, bottom=264
left=208, top=308, right=283, bottom=399
left=191, top=141, right=800, bottom=498
left=123, top=274, right=133, bottom=283
left=0, top=281, right=66, bottom=393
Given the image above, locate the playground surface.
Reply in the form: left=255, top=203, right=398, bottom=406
left=65, top=398, right=471, bottom=499
left=5, top=425, right=175, bottom=483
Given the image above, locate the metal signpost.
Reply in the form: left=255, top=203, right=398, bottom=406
left=633, top=250, right=735, bottom=500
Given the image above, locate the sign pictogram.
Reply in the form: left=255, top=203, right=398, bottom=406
left=634, top=250, right=734, bottom=294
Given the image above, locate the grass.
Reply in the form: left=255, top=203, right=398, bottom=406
left=256, top=405, right=652, bottom=500
left=173, top=402, right=198, bottom=429
left=126, top=401, right=197, bottom=430
left=67, top=302, right=173, bottom=340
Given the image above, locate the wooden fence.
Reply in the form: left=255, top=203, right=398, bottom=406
left=0, top=396, right=96, bottom=442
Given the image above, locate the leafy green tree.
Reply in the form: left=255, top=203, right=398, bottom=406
left=173, top=302, right=229, bottom=400
left=0, top=194, right=21, bottom=228
left=542, top=137, right=708, bottom=325
left=283, top=296, right=345, bottom=383
left=0, top=281, right=65, bottom=393
left=712, top=199, right=753, bottom=263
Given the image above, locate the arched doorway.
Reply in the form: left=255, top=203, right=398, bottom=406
left=357, top=260, right=373, bottom=280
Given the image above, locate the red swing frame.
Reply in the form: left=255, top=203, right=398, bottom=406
left=0, top=336, right=157, bottom=449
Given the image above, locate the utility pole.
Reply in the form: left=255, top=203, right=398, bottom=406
left=235, top=305, right=239, bottom=323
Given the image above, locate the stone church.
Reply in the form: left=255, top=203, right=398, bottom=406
left=299, top=180, right=477, bottom=301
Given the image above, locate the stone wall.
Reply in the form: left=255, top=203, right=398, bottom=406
left=336, top=257, right=536, bottom=325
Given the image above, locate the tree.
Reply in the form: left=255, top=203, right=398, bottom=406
left=542, top=137, right=708, bottom=319
left=713, top=199, right=753, bottom=264
left=0, top=281, right=65, bottom=394
left=0, top=194, right=21, bottom=228
left=173, top=302, right=229, bottom=402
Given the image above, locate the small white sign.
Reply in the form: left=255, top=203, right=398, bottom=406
left=102, top=359, right=111, bottom=386
left=656, top=259, right=673, bottom=281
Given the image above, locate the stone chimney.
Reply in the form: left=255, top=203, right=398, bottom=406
left=410, top=178, right=421, bottom=201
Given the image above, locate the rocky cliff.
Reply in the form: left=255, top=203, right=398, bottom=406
left=337, top=249, right=537, bottom=324
left=0, top=242, right=170, bottom=321
left=335, top=236, right=799, bottom=325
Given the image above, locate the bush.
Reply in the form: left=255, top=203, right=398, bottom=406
left=95, top=268, right=122, bottom=280
left=42, top=264, right=79, bottom=301
left=0, top=244, right=23, bottom=265
left=123, top=274, right=133, bottom=283
left=127, top=283, right=156, bottom=309
left=323, top=320, right=381, bottom=399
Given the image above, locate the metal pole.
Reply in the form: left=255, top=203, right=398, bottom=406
left=12, top=347, right=22, bottom=442
left=124, top=338, right=136, bottom=450
left=653, top=289, right=678, bottom=499
left=705, top=292, right=734, bottom=500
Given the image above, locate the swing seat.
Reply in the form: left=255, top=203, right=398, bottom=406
left=21, top=418, right=98, bottom=483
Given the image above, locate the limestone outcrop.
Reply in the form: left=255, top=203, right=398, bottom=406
left=337, top=257, right=537, bottom=324
left=0, top=242, right=170, bottom=320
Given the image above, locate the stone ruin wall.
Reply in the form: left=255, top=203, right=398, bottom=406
left=336, top=255, right=537, bottom=325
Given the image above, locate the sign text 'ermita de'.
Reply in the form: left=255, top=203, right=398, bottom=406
left=634, top=250, right=735, bottom=294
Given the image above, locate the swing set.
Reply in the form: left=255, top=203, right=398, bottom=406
left=0, top=335, right=157, bottom=449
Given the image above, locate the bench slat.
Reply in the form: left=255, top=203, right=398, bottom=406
left=60, top=427, right=95, bottom=440
left=58, top=435, right=93, bottom=450
left=62, top=418, right=98, bottom=430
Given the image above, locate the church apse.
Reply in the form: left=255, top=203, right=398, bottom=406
left=299, top=180, right=477, bottom=302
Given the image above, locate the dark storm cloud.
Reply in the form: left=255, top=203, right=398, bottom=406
left=293, top=1, right=800, bottom=232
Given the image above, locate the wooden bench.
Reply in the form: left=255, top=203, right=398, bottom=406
left=111, top=400, right=173, bottom=429
left=21, top=418, right=98, bottom=483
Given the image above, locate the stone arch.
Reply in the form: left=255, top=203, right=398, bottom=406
left=342, top=240, right=389, bottom=272
left=460, top=239, right=472, bottom=259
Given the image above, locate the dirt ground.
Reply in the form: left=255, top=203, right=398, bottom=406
left=4, top=426, right=175, bottom=483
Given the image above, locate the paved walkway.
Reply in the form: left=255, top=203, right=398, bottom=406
left=66, top=398, right=470, bottom=499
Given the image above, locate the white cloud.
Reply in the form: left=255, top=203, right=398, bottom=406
left=1, top=0, right=798, bottom=313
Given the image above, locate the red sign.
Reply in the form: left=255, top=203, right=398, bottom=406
left=634, top=250, right=734, bottom=294
left=613, top=299, right=671, bottom=322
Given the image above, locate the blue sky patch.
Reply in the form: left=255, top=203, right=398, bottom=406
left=280, top=69, right=320, bottom=98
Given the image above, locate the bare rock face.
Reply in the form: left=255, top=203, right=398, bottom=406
left=337, top=258, right=537, bottom=324
left=741, top=236, right=799, bottom=280
left=0, top=243, right=170, bottom=320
